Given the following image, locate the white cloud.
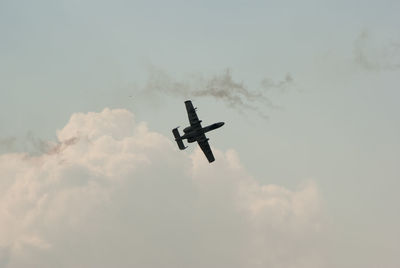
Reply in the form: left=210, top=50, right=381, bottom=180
left=0, top=108, right=325, bottom=268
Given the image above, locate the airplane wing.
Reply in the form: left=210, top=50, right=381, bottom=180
left=197, top=137, right=215, bottom=163
left=185, top=100, right=201, bottom=127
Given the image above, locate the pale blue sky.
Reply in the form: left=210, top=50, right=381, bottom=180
left=1, top=1, right=400, bottom=267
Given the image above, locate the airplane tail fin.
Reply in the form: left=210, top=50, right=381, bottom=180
left=172, top=127, right=187, bottom=150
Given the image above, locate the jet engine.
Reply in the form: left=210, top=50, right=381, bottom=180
left=183, top=126, right=192, bottom=133
left=187, top=137, right=196, bottom=143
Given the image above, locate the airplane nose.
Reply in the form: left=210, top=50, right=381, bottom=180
left=219, top=122, right=225, bottom=127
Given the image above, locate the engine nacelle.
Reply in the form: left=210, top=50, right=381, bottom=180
left=187, top=137, right=196, bottom=143
left=183, top=126, right=192, bottom=133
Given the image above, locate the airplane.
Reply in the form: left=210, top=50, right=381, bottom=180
left=172, top=100, right=224, bottom=163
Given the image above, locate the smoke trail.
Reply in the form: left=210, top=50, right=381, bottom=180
left=0, top=134, right=48, bottom=155
left=0, top=137, right=16, bottom=153
left=0, top=134, right=79, bottom=155
left=46, top=137, right=80, bottom=155
left=143, top=67, right=294, bottom=118
left=261, top=73, right=293, bottom=92
left=354, top=30, right=400, bottom=71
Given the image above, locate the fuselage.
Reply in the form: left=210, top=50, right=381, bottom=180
left=181, top=122, right=224, bottom=143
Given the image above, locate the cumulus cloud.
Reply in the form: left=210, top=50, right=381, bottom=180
left=354, top=30, right=400, bottom=71
left=0, top=108, right=325, bottom=268
left=143, top=67, right=293, bottom=118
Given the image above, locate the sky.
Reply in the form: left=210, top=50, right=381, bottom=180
left=0, top=1, right=399, bottom=267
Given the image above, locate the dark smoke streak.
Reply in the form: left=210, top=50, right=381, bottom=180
left=143, top=67, right=294, bottom=118
left=0, top=134, right=79, bottom=156
left=46, top=137, right=79, bottom=155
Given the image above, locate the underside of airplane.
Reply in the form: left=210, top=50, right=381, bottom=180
left=172, top=100, right=224, bottom=163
